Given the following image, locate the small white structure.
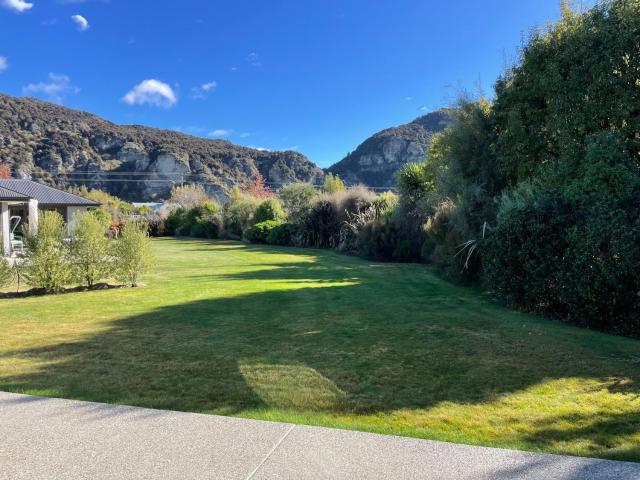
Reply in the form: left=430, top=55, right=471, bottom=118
left=0, top=180, right=99, bottom=256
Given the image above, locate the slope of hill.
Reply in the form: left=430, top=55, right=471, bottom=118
left=328, top=110, right=452, bottom=188
left=0, top=94, right=324, bottom=200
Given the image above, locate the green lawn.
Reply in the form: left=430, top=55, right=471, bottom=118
left=1, top=238, right=639, bottom=461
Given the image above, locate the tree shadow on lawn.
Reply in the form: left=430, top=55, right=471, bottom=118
left=1, top=249, right=640, bottom=458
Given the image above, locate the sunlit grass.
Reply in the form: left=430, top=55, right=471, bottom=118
left=0, top=238, right=639, bottom=460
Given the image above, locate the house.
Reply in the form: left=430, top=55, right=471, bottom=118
left=0, top=180, right=100, bottom=256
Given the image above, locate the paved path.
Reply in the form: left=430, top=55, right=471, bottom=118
left=1, top=392, right=639, bottom=480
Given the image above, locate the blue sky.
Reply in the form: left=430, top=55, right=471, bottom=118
left=1, top=0, right=568, bottom=167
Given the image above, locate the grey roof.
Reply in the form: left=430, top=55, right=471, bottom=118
left=0, top=180, right=100, bottom=206
left=0, top=186, right=30, bottom=201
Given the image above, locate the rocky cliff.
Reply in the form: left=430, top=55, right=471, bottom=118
left=0, top=94, right=324, bottom=200
left=328, top=110, right=451, bottom=188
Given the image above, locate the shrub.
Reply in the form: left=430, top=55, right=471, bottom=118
left=279, top=182, right=317, bottom=223
left=559, top=204, right=640, bottom=335
left=70, top=212, right=112, bottom=288
left=23, top=211, right=73, bottom=293
left=91, top=208, right=113, bottom=230
left=254, top=198, right=287, bottom=224
left=299, top=188, right=375, bottom=249
left=245, top=220, right=280, bottom=244
left=165, top=208, right=187, bottom=235
left=113, top=221, right=153, bottom=287
left=188, top=201, right=221, bottom=239
left=300, top=194, right=343, bottom=248
left=223, top=194, right=260, bottom=239
left=266, top=223, right=300, bottom=246
left=147, top=215, right=166, bottom=237
left=168, top=184, right=209, bottom=210
left=0, top=258, right=13, bottom=288
left=372, top=191, right=398, bottom=217
left=396, top=163, right=435, bottom=200
left=356, top=219, right=400, bottom=261
left=485, top=186, right=640, bottom=336
left=166, top=201, right=221, bottom=238
left=484, top=187, right=573, bottom=314
left=323, top=173, right=345, bottom=193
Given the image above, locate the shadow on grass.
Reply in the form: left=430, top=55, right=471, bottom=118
left=1, top=241, right=640, bottom=460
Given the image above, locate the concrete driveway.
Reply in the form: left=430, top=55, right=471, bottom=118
left=1, top=391, right=639, bottom=480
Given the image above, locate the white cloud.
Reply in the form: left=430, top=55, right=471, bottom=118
left=201, top=81, right=216, bottom=92
left=22, top=73, right=80, bottom=103
left=1, top=0, right=33, bottom=13
left=419, top=105, right=429, bottom=111
left=246, top=52, right=261, bottom=67
left=71, top=14, right=89, bottom=31
left=208, top=129, right=232, bottom=137
left=190, top=81, right=217, bottom=100
left=122, top=79, right=177, bottom=108
left=0, top=57, right=7, bottom=74
left=239, top=132, right=251, bottom=138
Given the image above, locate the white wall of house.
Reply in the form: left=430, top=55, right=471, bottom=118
left=1, top=202, right=9, bottom=257
left=28, top=199, right=38, bottom=235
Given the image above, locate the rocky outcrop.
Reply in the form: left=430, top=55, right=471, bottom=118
left=0, top=93, right=324, bottom=200
left=328, top=110, right=452, bottom=188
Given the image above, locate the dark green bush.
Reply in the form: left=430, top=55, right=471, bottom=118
left=245, top=220, right=281, bottom=244
left=559, top=204, right=640, bottom=335
left=300, top=196, right=342, bottom=248
left=484, top=186, right=640, bottom=336
left=483, top=189, right=574, bottom=315
left=266, top=223, right=300, bottom=246
left=356, top=219, right=399, bottom=261
left=165, top=208, right=187, bottom=235
left=299, top=189, right=375, bottom=249
left=166, top=201, right=221, bottom=239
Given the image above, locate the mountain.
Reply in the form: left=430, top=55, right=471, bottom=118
left=328, top=110, right=452, bottom=188
left=0, top=94, right=324, bottom=200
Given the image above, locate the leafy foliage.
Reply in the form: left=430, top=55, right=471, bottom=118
left=254, top=198, right=287, bottom=224
left=244, top=220, right=281, bottom=244
left=0, top=164, right=11, bottom=179
left=222, top=190, right=261, bottom=239
left=279, top=182, right=318, bottom=223
left=166, top=201, right=221, bottom=238
left=0, top=258, right=13, bottom=287
left=167, top=184, right=209, bottom=210
left=23, top=211, right=73, bottom=293
left=70, top=211, right=111, bottom=287
left=113, top=221, right=154, bottom=288
left=322, top=173, right=346, bottom=193
left=248, top=172, right=273, bottom=199
left=266, top=222, right=301, bottom=246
